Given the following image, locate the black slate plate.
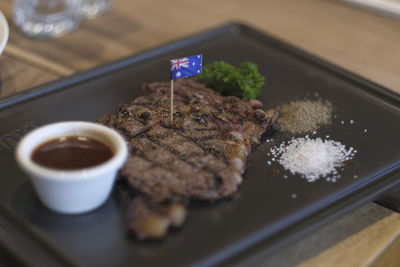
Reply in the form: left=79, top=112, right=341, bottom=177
left=0, top=23, right=399, bottom=267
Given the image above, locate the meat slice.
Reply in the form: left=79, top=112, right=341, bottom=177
left=127, top=196, right=186, bottom=240
left=99, top=79, right=278, bottom=239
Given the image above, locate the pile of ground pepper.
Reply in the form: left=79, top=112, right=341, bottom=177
left=276, top=100, right=332, bottom=134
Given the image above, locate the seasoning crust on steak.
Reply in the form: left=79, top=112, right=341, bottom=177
left=99, top=79, right=278, bottom=239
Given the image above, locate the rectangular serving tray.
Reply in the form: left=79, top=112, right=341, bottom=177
left=0, top=23, right=399, bottom=267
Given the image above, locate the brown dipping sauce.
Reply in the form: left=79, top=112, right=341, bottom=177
left=32, top=136, right=114, bottom=170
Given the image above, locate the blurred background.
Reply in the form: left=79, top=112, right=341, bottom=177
left=0, top=0, right=399, bottom=97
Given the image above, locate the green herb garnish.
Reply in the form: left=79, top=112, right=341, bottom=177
left=196, top=61, right=265, bottom=100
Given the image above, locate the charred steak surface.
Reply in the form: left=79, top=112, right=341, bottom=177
left=99, top=79, right=278, bottom=239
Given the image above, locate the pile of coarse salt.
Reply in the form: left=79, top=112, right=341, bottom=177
left=269, top=136, right=356, bottom=182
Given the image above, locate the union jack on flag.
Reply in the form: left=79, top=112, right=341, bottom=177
left=170, top=54, right=202, bottom=80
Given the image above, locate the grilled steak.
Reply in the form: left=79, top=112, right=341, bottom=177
left=99, top=79, right=278, bottom=239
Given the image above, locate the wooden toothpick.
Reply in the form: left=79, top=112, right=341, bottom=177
left=170, top=79, right=174, bottom=124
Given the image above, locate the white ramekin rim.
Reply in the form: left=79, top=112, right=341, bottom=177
left=0, top=11, right=9, bottom=55
left=16, top=121, right=128, bottom=182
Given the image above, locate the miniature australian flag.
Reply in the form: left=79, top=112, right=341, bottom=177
left=170, top=54, right=202, bottom=80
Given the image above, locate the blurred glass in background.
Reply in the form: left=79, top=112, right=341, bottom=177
left=13, top=0, right=111, bottom=39
left=342, top=0, right=400, bottom=19
left=80, top=0, right=111, bottom=19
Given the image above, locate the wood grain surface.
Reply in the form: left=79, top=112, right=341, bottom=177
left=0, top=53, right=59, bottom=97
left=0, top=0, right=399, bottom=266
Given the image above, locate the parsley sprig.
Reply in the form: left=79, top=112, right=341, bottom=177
left=196, top=61, right=265, bottom=100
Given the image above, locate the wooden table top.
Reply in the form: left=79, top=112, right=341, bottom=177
left=0, top=0, right=399, bottom=266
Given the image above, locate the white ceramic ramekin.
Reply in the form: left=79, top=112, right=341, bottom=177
left=0, top=10, right=9, bottom=55
left=16, top=121, right=128, bottom=214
